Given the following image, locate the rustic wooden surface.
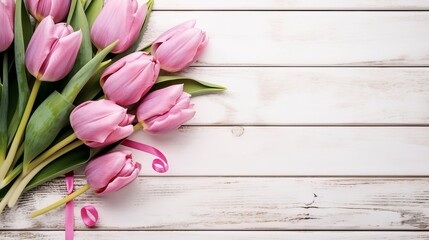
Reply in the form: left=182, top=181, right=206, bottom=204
left=1, top=1, right=429, bottom=239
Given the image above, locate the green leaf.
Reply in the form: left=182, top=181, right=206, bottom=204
left=68, top=0, right=93, bottom=78
left=67, top=0, right=78, bottom=24
left=154, top=76, right=227, bottom=96
left=0, top=53, right=9, bottom=162
left=25, top=145, right=92, bottom=191
left=85, top=0, right=103, bottom=29
left=83, top=0, right=93, bottom=10
left=75, top=59, right=111, bottom=104
left=24, top=92, right=74, bottom=169
left=8, top=0, right=32, bottom=145
left=61, top=40, right=117, bottom=103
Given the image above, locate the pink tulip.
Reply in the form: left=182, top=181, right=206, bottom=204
left=70, top=100, right=134, bottom=148
left=136, top=84, right=195, bottom=134
left=25, top=16, right=82, bottom=81
left=0, top=0, right=15, bottom=52
left=151, top=20, right=208, bottom=72
left=91, top=0, right=146, bottom=54
left=25, top=0, right=71, bottom=22
left=101, top=52, right=160, bottom=106
left=85, top=150, right=141, bottom=195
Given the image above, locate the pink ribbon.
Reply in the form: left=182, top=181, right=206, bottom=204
left=81, top=205, right=98, bottom=227
left=121, top=139, right=169, bottom=173
left=65, top=172, right=74, bottom=240
left=65, top=173, right=99, bottom=240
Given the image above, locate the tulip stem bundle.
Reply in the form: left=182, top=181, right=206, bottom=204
left=0, top=79, right=41, bottom=182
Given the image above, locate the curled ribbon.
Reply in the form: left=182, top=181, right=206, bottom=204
left=81, top=205, right=99, bottom=227
left=121, top=139, right=169, bottom=173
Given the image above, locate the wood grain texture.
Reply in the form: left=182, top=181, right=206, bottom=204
left=111, top=127, right=429, bottom=176
left=178, top=67, right=429, bottom=125
left=2, top=231, right=429, bottom=240
left=1, top=178, right=429, bottom=230
left=142, top=12, right=429, bottom=66
left=153, top=0, right=429, bottom=10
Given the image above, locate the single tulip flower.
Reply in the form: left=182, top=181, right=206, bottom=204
left=101, top=52, right=160, bottom=106
left=70, top=100, right=134, bottom=148
left=0, top=0, right=15, bottom=52
left=85, top=150, right=141, bottom=195
left=136, top=84, right=195, bottom=134
left=151, top=20, right=208, bottom=72
left=25, top=0, right=71, bottom=22
left=91, top=0, right=147, bottom=53
left=31, top=150, right=141, bottom=218
left=25, top=16, right=82, bottom=81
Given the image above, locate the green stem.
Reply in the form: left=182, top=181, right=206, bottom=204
left=11, top=144, right=24, bottom=169
left=24, top=133, right=77, bottom=175
left=7, top=141, right=84, bottom=208
left=0, top=79, right=41, bottom=181
left=31, top=184, right=90, bottom=218
left=0, top=175, right=23, bottom=214
left=0, top=163, right=22, bottom=190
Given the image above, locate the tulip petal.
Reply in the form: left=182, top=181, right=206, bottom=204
left=91, top=0, right=145, bottom=53
left=85, top=151, right=131, bottom=190
left=100, top=124, right=134, bottom=146
left=114, top=2, right=147, bottom=53
left=0, top=4, right=14, bottom=52
left=103, top=55, right=158, bottom=105
left=136, top=84, right=183, bottom=121
left=191, top=32, right=208, bottom=63
left=151, top=19, right=196, bottom=54
left=36, top=0, right=52, bottom=21
left=41, top=30, right=82, bottom=81
left=70, top=100, right=129, bottom=143
left=50, top=0, right=70, bottom=22
left=25, top=16, right=57, bottom=78
left=146, top=108, right=195, bottom=134
left=155, top=28, right=204, bottom=72
left=100, top=52, right=143, bottom=86
left=98, top=164, right=141, bottom=194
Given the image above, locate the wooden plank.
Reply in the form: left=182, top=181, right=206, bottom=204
left=141, top=12, right=429, bottom=66
left=178, top=67, right=429, bottom=125
left=2, top=231, right=429, bottom=240
left=1, top=178, right=429, bottom=230
left=114, top=127, right=429, bottom=176
left=153, top=0, right=429, bottom=10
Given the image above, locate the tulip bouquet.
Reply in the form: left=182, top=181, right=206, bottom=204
left=0, top=0, right=225, bottom=219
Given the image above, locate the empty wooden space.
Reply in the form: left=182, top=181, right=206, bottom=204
left=2, top=1, right=429, bottom=240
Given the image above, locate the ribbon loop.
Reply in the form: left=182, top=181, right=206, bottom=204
left=81, top=205, right=99, bottom=227
left=121, top=139, right=169, bottom=173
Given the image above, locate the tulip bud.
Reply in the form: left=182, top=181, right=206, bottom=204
left=136, top=84, right=195, bottom=134
left=25, top=0, right=71, bottom=22
left=25, top=16, right=82, bottom=81
left=85, top=150, right=141, bottom=195
left=0, top=0, right=15, bottom=52
left=70, top=100, right=134, bottom=148
left=91, top=0, right=147, bottom=54
left=101, top=52, right=160, bottom=106
left=151, top=20, right=208, bottom=72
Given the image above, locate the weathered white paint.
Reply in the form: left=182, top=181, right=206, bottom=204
left=154, top=0, right=429, bottom=10
left=178, top=67, right=429, bottom=125
left=2, top=231, right=428, bottom=240
left=1, top=178, right=428, bottom=230
left=112, top=127, right=429, bottom=176
left=142, top=12, right=429, bottom=66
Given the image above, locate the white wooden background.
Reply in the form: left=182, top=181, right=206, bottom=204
left=2, top=0, right=429, bottom=239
